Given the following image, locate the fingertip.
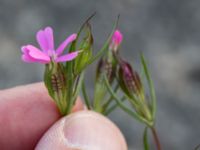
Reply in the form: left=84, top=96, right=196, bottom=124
left=36, top=111, right=127, bottom=150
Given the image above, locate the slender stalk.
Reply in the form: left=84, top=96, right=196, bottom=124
left=104, top=96, right=126, bottom=115
left=151, top=127, right=161, bottom=150
left=143, top=127, right=150, bottom=150
left=82, top=80, right=91, bottom=109
left=103, top=84, right=119, bottom=111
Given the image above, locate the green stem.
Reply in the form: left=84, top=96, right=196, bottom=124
left=82, top=80, right=91, bottom=109
left=73, top=73, right=84, bottom=98
left=104, top=96, right=126, bottom=115
left=104, top=75, right=151, bottom=126
left=143, top=127, right=150, bottom=150
left=103, top=84, right=119, bottom=111
left=151, top=127, right=162, bottom=150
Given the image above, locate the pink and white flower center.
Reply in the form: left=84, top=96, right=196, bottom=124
left=47, top=50, right=57, bottom=61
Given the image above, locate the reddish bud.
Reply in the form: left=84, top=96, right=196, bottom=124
left=118, top=60, right=142, bottom=98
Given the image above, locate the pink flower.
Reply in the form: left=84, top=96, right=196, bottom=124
left=21, top=27, right=79, bottom=64
left=110, top=30, right=123, bottom=51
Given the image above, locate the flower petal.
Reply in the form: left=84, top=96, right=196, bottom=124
left=21, top=46, right=50, bottom=64
left=26, top=45, right=50, bottom=62
left=22, top=54, right=36, bottom=62
left=44, top=27, right=54, bottom=50
left=21, top=46, right=29, bottom=53
left=22, top=54, right=49, bottom=64
left=55, top=51, right=79, bottom=62
left=56, top=33, right=77, bottom=56
left=36, top=30, right=48, bottom=52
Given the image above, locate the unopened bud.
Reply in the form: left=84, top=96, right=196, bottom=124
left=109, top=30, right=123, bottom=52
left=118, top=60, right=142, bottom=98
left=96, top=51, right=116, bottom=83
left=96, top=59, right=113, bottom=83
left=94, top=50, right=117, bottom=113
left=74, top=23, right=93, bottom=74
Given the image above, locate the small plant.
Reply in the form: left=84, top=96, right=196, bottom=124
left=21, top=15, right=162, bottom=150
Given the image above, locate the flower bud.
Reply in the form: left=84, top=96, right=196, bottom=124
left=74, top=23, right=93, bottom=74
left=118, top=60, right=142, bottom=98
left=94, top=50, right=117, bottom=113
left=96, top=51, right=116, bottom=83
left=109, top=30, right=123, bottom=52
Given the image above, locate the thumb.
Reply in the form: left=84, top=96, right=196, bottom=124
left=35, top=110, right=127, bottom=150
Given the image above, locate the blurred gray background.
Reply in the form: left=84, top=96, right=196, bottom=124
left=0, top=0, right=200, bottom=149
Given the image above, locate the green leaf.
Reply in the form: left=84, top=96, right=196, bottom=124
left=143, top=127, right=150, bottom=150
left=141, top=54, right=156, bottom=120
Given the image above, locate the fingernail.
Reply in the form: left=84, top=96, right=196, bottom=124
left=36, top=111, right=127, bottom=150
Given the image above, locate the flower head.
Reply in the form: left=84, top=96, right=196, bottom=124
left=109, top=30, right=123, bottom=51
left=21, top=27, right=79, bottom=64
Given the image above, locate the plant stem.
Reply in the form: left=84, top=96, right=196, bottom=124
left=151, top=127, right=161, bottom=150
left=102, top=84, right=119, bottom=112
left=143, top=127, right=150, bottom=150
left=104, top=96, right=126, bottom=115
left=82, top=80, right=91, bottom=109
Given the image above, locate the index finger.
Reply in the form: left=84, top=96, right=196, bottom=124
left=0, top=82, right=83, bottom=149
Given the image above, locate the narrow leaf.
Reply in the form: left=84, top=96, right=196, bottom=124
left=82, top=79, right=91, bottom=109
left=141, top=54, right=156, bottom=120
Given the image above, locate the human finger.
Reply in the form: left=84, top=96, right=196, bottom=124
left=36, top=110, right=127, bottom=150
left=0, top=82, right=83, bottom=150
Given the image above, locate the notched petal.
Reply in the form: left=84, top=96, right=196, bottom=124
left=44, top=26, right=54, bottom=50
left=36, top=30, right=49, bottom=52
left=26, top=45, right=50, bottom=62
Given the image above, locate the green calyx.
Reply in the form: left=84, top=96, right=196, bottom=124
left=93, top=50, right=117, bottom=113
left=74, top=23, right=93, bottom=75
left=44, top=62, right=68, bottom=115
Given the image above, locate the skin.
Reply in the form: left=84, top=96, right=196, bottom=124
left=0, top=83, right=127, bottom=150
